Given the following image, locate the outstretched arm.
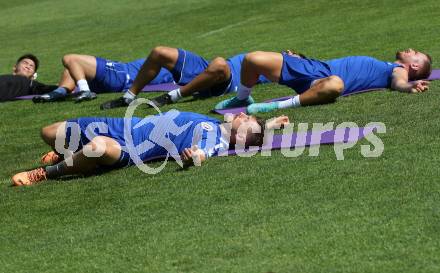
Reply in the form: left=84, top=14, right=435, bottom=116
left=391, top=67, right=429, bottom=93
left=266, top=115, right=290, bottom=129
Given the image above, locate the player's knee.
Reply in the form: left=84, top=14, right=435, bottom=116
left=244, top=51, right=266, bottom=67
left=150, top=46, right=171, bottom=62
left=208, top=57, right=229, bottom=81
left=40, top=126, right=50, bottom=140
left=89, top=136, right=109, bottom=151
left=62, top=54, right=78, bottom=67
left=90, top=136, right=121, bottom=164
left=327, top=75, right=344, bottom=95
left=41, top=124, right=56, bottom=144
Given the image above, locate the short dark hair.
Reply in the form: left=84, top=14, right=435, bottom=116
left=245, top=116, right=266, bottom=148
left=16, top=54, right=39, bottom=72
left=415, top=54, right=432, bottom=80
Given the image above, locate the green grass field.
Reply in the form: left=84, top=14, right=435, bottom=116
left=1, top=0, right=440, bottom=272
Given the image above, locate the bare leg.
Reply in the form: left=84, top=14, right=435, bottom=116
left=32, top=55, right=95, bottom=103
left=57, top=69, right=76, bottom=93
left=41, top=121, right=66, bottom=148
left=40, top=120, right=121, bottom=159
left=215, top=51, right=284, bottom=110
left=55, top=136, right=122, bottom=176
left=61, top=54, right=100, bottom=102
left=129, top=46, right=179, bottom=95
left=247, top=75, right=345, bottom=114
left=62, top=54, right=97, bottom=82
left=32, top=56, right=93, bottom=102
left=179, top=57, right=231, bottom=97
left=12, top=135, right=122, bottom=185
left=241, top=51, right=283, bottom=88
left=235, top=52, right=345, bottom=114
left=298, top=76, right=344, bottom=105
left=241, top=51, right=343, bottom=105
left=99, top=47, right=178, bottom=110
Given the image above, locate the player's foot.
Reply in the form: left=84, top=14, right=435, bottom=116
left=32, top=91, right=66, bottom=103
left=100, top=97, right=129, bottom=110
left=246, top=102, right=279, bottom=114
left=40, top=151, right=62, bottom=165
left=74, top=91, right=97, bottom=103
left=12, top=168, right=47, bottom=186
left=214, top=96, right=255, bottom=110
left=147, top=94, right=172, bottom=108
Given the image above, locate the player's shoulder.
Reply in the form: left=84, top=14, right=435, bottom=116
left=1, top=74, right=25, bottom=79
left=0, top=74, right=30, bottom=83
left=391, top=65, right=407, bottom=77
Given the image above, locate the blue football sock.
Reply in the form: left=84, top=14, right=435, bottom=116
left=247, top=102, right=279, bottom=114
left=53, top=87, right=68, bottom=96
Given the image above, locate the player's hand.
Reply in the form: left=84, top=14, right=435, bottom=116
left=266, top=115, right=290, bottom=129
left=181, top=145, right=205, bottom=167
left=410, top=80, right=429, bottom=93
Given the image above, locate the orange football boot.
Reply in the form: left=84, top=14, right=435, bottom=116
left=12, top=168, right=47, bottom=186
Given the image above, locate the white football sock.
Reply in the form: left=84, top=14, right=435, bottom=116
left=123, top=89, right=137, bottom=103
left=237, top=83, right=252, bottom=100
left=77, top=79, right=90, bottom=92
left=168, top=88, right=182, bottom=102
left=277, top=95, right=301, bottom=109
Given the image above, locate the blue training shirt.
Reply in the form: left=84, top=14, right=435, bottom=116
left=325, top=56, right=402, bottom=94
left=127, top=111, right=229, bottom=161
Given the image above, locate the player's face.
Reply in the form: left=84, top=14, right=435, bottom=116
left=231, top=112, right=260, bottom=133
left=395, top=48, right=428, bottom=64
left=13, top=58, right=36, bottom=79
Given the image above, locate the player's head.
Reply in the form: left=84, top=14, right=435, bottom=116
left=230, top=112, right=265, bottom=148
left=13, top=54, right=39, bottom=79
left=395, top=49, right=432, bottom=80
